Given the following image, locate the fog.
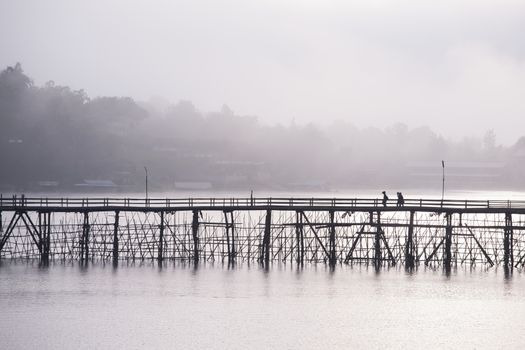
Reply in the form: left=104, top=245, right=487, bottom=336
left=1, top=64, right=525, bottom=192
left=1, top=0, right=524, bottom=142
left=1, top=1, right=525, bottom=192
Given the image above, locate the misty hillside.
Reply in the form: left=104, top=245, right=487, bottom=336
left=1, top=63, right=524, bottom=192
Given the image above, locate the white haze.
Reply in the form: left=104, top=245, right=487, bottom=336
left=1, top=0, right=524, bottom=144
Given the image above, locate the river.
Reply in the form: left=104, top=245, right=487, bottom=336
left=1, top=261, right=525, bottom=349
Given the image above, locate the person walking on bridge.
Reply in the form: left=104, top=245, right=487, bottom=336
left=397, top=192, right=405, bottom=207
left=382, top=191, right=389, bottom=207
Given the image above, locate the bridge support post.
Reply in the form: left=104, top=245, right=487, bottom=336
left=261, top=209, right=271, bottom=267
left=504, top=212, right=513, bottom=271
left=295, top=211, right=304, bottom=266
left=230, top=211, right=235, bottom=263
left=46, top=212, right=51, bottom=262
left=224, top=211, right=231, bottom=262
left=38, top=212, right=43, bottom=260
left=374, top=212, right=382, bottom=269
left=192, top=210, right=199, bottom=264
left=405, top=211, right=415, bottom=269
left=80, top=212, right=89, bottom=264
left=224, top=211, right=236, bottom=263
left=444, top=213, right=453, bottom=273
left=329, top=210, right=336, bottom=267
left=157, top=211, right=164, bottom=263
left=113, top=211, right=119, bottom=265
left=39, top=212, right=51, bottom=264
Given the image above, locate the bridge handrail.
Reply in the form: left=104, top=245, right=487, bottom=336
left=1, top=195, right=525, bottom=210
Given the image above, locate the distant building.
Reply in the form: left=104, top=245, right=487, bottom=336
left=287, top=181, right=330, bottom=191
left=406, top=161, right=504, bottom=187
left=37, top=181, right=59, bottom=187
left=213, top=160, right=265, bottom=186
left=74, top=180, right=117, bottom=188
left=174, top=181, right=213, bottom=190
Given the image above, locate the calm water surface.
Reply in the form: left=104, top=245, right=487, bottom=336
left=1, top=261, right=525, bottom=349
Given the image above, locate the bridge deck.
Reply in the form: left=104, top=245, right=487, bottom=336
left=1, top=196, right=525, bottom=213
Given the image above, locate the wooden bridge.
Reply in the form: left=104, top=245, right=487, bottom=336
left=1, top=196, right=524, bottom=271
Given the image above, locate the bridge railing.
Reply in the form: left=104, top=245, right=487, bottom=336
left=1, top=195, right=525, bottom=210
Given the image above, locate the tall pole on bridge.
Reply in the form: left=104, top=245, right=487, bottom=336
left=144, top=166, right=148, bottom=204
left=441, top=160, right=445, bottom=206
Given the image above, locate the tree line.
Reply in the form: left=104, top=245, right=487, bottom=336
left=1, top=63, right=524, bottom=192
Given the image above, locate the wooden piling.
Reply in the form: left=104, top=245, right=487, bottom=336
left=158, top=211, right=164, bottom=263
left=81, top=212, right=90, bottom=263
left=374, top=211, right=381, bottom=268
left=504, top=212, right=513, bottom=270
left=329, top=210, right=336, bottom=267
left=405, top=211, right=415, bottom=269
left=113, top=211, right=119, bottom=264
left=39, top=212, right=51, bottom=264
left=261, top=209, right=271, bottom=266
left=192, top=210, right=199, bottom=264
left=295, top=211, right=304, bottom=265
left=230, top=211, right=235, bottom=261
left=38, top=212, right=43, bottom=260
left=224, top=211, right=231, bottom=261
left=46, top=212, right=51, bottom=261
left=444, top=213, right=453, bottom=272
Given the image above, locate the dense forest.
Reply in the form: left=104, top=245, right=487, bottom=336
left=1, top=63, right=524, bottom=192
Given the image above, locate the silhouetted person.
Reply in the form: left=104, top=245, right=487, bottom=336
left=382, top=191, right=388, bottom=207
left=397, top=192, right=405, bottom=207
left=250, top=190, right=254, bottom=206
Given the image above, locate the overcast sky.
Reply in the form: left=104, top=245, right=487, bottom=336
left=1, top=0, right=524, bottom=143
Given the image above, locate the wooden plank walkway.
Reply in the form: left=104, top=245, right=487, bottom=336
left=2, top=196, right=525, bottom=213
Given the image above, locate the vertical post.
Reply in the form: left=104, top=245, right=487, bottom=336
left=329, top=210, right=336, bottom=267
left=38, top=212, right=43, bottom=259
left=38, top=212, right=46, bottom=263
left=374, top=211, right=381, bottom=268
left=224, top=211, right=231, bottom=261
left=405, top=211, right=415, bottom=269
left=301, top=221, right=305, bottom=264
left=261, top=209, right=271, bottom=266
left=158, top=211, right=164, bottom=263
left=441, top=160, right=445, bottom=207
left=230, top=211, right=235, bottom=261
left=84, top=212, right=89, bottom=262
left=300, top=213, right=305, bottom=265
left=0, top=210, right=3, bottom=233
left=46, top=212, right=51, bottom=261
left=192, top=210, right=199, bottom=264
left=504, top=212, right=513, bottom=270
left=144, top=166, right=148, bottom=205
left=295, top=211, right=304, bottom=265
left=444, top=213, right=453, bottom=272
left=113, top=211, right=120, bottom=265
left=81, top=212, right=89, bottom=263
left=80, top=214, right=84, bottom=262
left=40, top=212, right=51, bottom=264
